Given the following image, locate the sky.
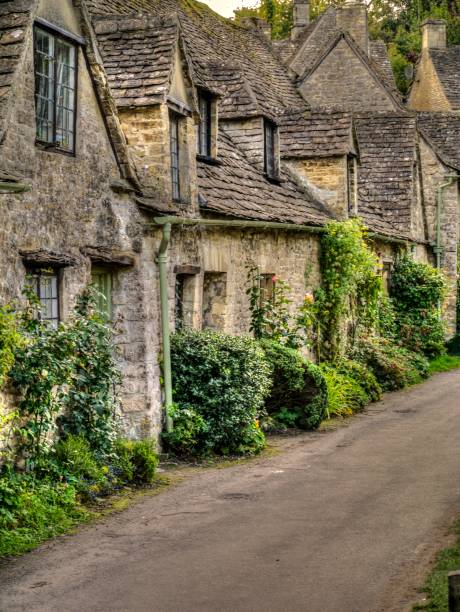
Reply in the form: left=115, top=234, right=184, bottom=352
left=203, top=0, right=259, bottom=18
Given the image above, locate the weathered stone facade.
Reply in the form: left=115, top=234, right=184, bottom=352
left=1, top=0, right=459, bottom=444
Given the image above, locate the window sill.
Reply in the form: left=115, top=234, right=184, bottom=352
left=35, top=141, right=75, bottom=157
left=196, top=154, right=222, bottom=166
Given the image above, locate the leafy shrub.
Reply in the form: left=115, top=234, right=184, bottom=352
left=391, top=256, right=447, bottom=358
left=162, top=405, right=209, bottom=456
left=57, top=290, right=121, bottom=456
left=319, top=219, right=382, bottom=361
left=350, top=335, right=429, bottom=391
left=336, top=360, right=382, bottom=403
left=53, top=435, right=108, bottom=494
left=319, top=364, right=369, bottom=417
left=0, top=306, right=22, bottom=388
left=259, top=340, right=328, bottom=430
left=0, top=466, right=87, bottom=557
left=170, top=329, right=271, bottom=455
left=113, top=439, right=158, bottom=484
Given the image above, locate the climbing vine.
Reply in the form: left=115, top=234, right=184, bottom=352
left=317, top=219, right=383, bottom=362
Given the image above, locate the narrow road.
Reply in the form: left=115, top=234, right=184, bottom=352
left=1, top=370, right=460, bottom=612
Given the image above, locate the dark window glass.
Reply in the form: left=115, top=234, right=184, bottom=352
left=170, top=113, right=180, bottom=201
left=26, top=269, right=60, bottom=328
left=198, top=93, right=212, bottom=157
left=34, top=27, right=76, bottom=152
left=264, top=120, right=277, bottom=178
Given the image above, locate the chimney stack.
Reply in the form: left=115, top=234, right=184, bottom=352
left=291, top=0, right=310, bottom=40
left=337, top=0, right=369, bottom=55
left=421, top=19, right=447, bottom=50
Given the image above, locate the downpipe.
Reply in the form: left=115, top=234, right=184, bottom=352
left=155, top=222, right=173, bottom=433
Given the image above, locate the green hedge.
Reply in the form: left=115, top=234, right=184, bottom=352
left=166, top=329, right=271, bottom=456
left=259, top=340, right=328, bottom=430
left=350, top=335, right=429, bottom=391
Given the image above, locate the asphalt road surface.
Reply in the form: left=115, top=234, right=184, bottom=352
left=1, top=369, right=460, bottom=612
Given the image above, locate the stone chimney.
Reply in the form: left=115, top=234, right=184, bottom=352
left=291, top=0, right=310, bottom=40
left=421, top=19, right=447, bottom=50
left=337, top=0, right=369, bottom=55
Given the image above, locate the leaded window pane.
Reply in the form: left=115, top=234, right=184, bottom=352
left=198, top=94, right=212, bottom=157
left=170, top=114, right=180, bottom=201
left=34, top=26, right=76, bottom=152
left=26, top=269, right=60, bottom=328
left=264, top=120, right=277, bottom=178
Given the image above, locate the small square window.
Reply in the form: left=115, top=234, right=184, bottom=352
left=34, top=26, right=77, bottom=153
left=26, top=268, right=60, bottom=327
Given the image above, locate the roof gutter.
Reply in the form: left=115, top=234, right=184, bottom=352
left=152, top=215, right=417, bottom=433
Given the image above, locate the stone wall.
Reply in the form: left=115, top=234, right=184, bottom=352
left=419, top=138, right=458, bottom=335
left=299, top=38, right=398, bottom=112
left=0, top=1, right=158, bottom=439
left=408, top=53, right=451, bottom=111
left=165, top=226, right=322, bottom=336
left=286, top=156, right=349, bottom=218
left=120, top=104, right=199, bottom=213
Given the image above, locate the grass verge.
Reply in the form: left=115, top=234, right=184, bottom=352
left=428, top=355, right=460, bottom=375
left=413, top=521, right=460, bottom=611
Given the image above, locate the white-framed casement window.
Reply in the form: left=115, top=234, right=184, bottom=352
left=91, top=268, right=113, bottom=318
left=264, top=119, right=279, bottom=179
left=34, top=25, right=77, bottom=153
left=26, top=268, right=60, bottom=327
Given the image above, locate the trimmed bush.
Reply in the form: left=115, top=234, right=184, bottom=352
left=336, top=360, right=382, bottom=403
left=320, top=364, right=369, bottom=417
left=259, top=340, right=328, bottom=430
left=350, top=335, right=429, bottom=391
left=168, top=329, right=271, bottom=456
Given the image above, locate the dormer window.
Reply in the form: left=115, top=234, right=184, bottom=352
left=264, top=119, right=279, bottom=179
left=198, top=92, right=212, bottom=157
left=34, top=26, right=77, bottom=153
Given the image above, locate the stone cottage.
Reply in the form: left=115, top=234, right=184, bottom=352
left=0, top=0, right=458, bottom=440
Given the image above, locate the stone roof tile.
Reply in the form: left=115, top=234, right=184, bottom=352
left=280, top=108, right=353, bottom=158
left=354, top=113, right=417, bottom=238
left=430, top=46, right=460, bottom=110
left=86, top=0, right=305, bottom=119
left=0, top=0, right=34, bottom=143
left=418, top=112, right=460, bottom=172
left=93, top=15, right=178, bottom=107
left=197, top=127, right=334, bottom=225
